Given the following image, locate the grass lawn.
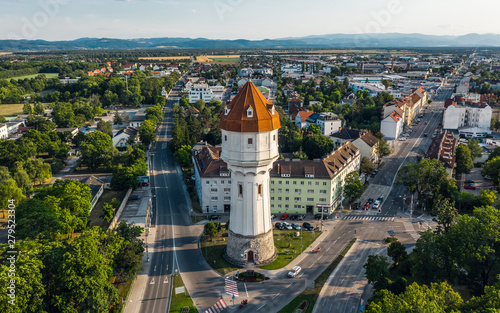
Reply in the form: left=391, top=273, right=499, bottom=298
left=0, top=103, right=25, bottom=116
left=74, top=164, right=113, bottom=175
left=278, top=238, right=357, bottom=313
left=9, top=73, right=58, bottom=80
left=170, top=274, right=199, bottom=313
left=260, top=230, right=322, bottom=270
left=200, top=230, right=240, bottom=276
left=89, top=189, right=128, bottom=228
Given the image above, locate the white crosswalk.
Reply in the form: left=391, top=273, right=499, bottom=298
left=342, top=215, right=395, bottom=221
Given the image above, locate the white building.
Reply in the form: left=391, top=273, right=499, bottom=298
left=381, top=111, right=404, bottom=139
left=443, top=102, right=492, bottom=131
left=188, top=83, right=215, bottom=104
left=238, top=68, right=254, bottom=77
left=112, top=127, right=138, bottom=147
left=316, top=112, right=342, bottom=136
left=0, top=124, right=8, bottom=139
left=219, top=81, right=280, bottom=266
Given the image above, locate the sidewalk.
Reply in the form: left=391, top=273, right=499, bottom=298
left=119, top=186, right=154, bottom=313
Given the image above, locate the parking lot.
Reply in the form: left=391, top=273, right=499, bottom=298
left=461, top=167, right=494, bottom=196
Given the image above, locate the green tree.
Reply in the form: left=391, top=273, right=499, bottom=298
left=360, top=157, right=375, bottom=183
left=455, top=143, right=473, bottom=175
left=33, top=102, right=45, bottom=115
left=462, top=277, right=500, bottom=312
left=139, top=119, right=156, bottom=147
left=22, top=103, right=33, bottom=114
left=375, top=139, right=392, bottom=158
left=302, top=135, right=333, bottom=159
left=387, top=241, right=408, bottom=266
left=112, top=222, right=144, bottom=282
left=467, top=138, right=482, bottom=160
left=113, top=110, right=123, bottom=125
left=11, top=162, right=33, bottom=195
left=25, top=158, right=52, bottom=186
left=478, top=190, right=497, bottom=207
left=307, top=123, right=321, bottom=134
left=174, top=145, right=191, bottom=167
left=482, top=156, right=500, bottom=185
left=205, top=222, right=218, bottom=240
left=96, top=120, right=113, bottom=138
left=0, top=167, right=25, bottom=215
left=80, top=131, right=114, bottom=170
left=101, top=203, right=114, bottom=223
left=487, top=147, right=500, bottom=161
left=344, top=171, right=365, bottom=201
left=364, top=254, right=390, bottom=291
left=367, top=282, right=463, bottom=313
left=145, top=105, right=163, bottom=123
left=433, top=198, right=458, bottom=234
left=52, top=102, right=76, bottom=127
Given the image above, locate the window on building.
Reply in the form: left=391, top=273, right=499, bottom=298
left=307, top=198, right=314, bottom=202
left=285, top=197, right=289, bottom=201
left=323, top=182, right=327, bottom=186
left=206, top=181, right=210, bottom=185
left=211, top=197, right=218, bottom=201
left=271, top=204, right=275, bottom=208
left=213, top=181, right=217, bottom=185
left=301, top=181, right=304, bottom=185
left=224, top=135, right=227, bottom=141
left=285, top=204, right=289, bottom=209
left=271, top=181, right=275, bottom=185
left=285, top=189, right=289, bottom=193
left=278, top=181, right=282, bottom=185
left=224, top=188, right=230, bottom=192
left=320, top=190, right=327, bottom=194
left=308, top=181, right=312, bottom=185
left=308, top=190, right=314, bottom=194
left=278, top=197, right=282, bottom=201
left=319, top=198, right=327, bottom=202
left=294, top=205, right=301, bottom=209
left=258, top=184, right=263, bottom=197
left=228, top=180, right=231, bottom=185
left=278, top=204, right=282, bottom=208
left=293, top=181, right=297, bottom=185
left=316, top=182, right=319, bottom=186
left=271, top=197, right=274, bottom=201
left=221, top=180, right=224, bottom=185
left=285, top=181, right=290, bottom=185
left=273, top=135, right=276, bottom=141
left=271, top=188, right=275, bottom=193
left=295, top=189, right=300, bottom=193
left=248, top=138, right=253, bottom=145
left=224, top=197, right=231, bottom=201
left=211, top=188, right=218, bottom=193
left=247, top=107, right=253, bottom=117
left=238, top=184, right=243, bottom=198
left=294, top=197, right=301, bottom=201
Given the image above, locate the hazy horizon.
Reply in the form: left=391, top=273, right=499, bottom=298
left=1, top=0, right=499, bottom=41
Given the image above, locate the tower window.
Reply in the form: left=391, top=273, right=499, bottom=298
left=247, top=107, right=253, bottom=117
left=224, top=135, right=227, bottom=141
left=248, top=138, right=253, bottom=145
left=258, top=184, right=263, bottom=197
left=273, top=135, right=276, bottom=141
left=238, top=184, right=243, bottom=198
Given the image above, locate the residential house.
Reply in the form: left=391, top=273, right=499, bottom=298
left=288, top=98, right=304, bottom=113
left=0, top=124, right=8, bottom=139
left=425, top=131, right=457, bottom=177
left=113, top=127, right=138, bottom=147
left=381, top=111, right=404, bottom=139
left=59, top=174, right=112, bottom=212
left=188, top=83, right=215, bottom=104
left=5, top=120, right=26, bottom=135
left=294, top=110, right=315, bottom=128
left=238, top=68, right=254, bottom=77
left=330, top=128, right=380, bottom=162
left=315, top=112, right=342, bottom=136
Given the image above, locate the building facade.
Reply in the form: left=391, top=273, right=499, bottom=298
left=443, top=102, right=492, bottom=130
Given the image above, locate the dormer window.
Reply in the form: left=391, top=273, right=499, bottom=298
left=224, top=105, right=231, bottom=116
left=247, top=107, right=253, bottom=118
left=270, top=105, right=275, bottom=115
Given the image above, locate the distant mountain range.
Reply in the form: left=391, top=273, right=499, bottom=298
left=2, top=33, right=500, bottom=52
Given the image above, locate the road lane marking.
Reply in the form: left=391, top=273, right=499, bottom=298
left=285, top=283, right=292, bottom=288
left=326, top=247, right=330, bottom=252
left=150, top=278, right=155, bottom=284
left=164, top=277, right=168, bottom=284
left=154, top=266, right=156, bottom=272
left=257, top=304, right=266, bottom=311
left=272, top=293, right=280, bottom=299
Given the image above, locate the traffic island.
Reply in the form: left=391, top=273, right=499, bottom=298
left=236, top=270, right=269, bottom=282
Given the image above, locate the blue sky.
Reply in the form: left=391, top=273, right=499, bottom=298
left=1, top=0, right=499, bottom=40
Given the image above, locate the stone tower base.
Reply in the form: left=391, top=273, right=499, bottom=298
left=224, top=229, right=277, bottom=267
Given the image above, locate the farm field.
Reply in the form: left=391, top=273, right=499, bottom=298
left=9, top=73, right=59, bottom=80
left=138, top=56, right=191, bottom=61
left=196, top=55, right=241, bottom=63
left=0, top=103, right=25, bottom=116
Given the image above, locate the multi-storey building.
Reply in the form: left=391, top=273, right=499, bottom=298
left=443, top=101, right=492, bottom=131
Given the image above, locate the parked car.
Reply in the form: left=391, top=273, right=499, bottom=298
left=288, top=266, right=302, bottom=278
left=322, top=215, right=329, bottom=220
left=209, top=215, right=221, bottom=220
left=130, top=195, right=140, bottom=200
left=373, top=201, right=380, bottom=209
left=281, top=214, right=289, bottom=220
left=399, top=137, right=407, bottom=141
left=302, top=222, right=314, bottom=230
left=271, top=214, right=276, bottom=220
left=290, top=215, right=298, bottom=220
left=275, top=222, right=282, bottom=230
left=465, top=180, right=475, bottom=184
left=291, top=223, right=301, bottom=230
left=363, top=202, right=370, bottom=210
left=314, top=214, right=323, bottom=220
left=367, top=198, right=374, bottom=203
left=423, top=133, right=428, bottom=137
left=282, top=222, right=293, bottom=230
left=297, top=215, right=305, bottom=221
left=377, top=196, right=384, bottom=202
left=464, top=184, right=476, bottom=190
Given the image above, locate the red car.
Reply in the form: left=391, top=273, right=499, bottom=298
left=363, top=202, right=370, bottom=210
left=281, top=214, right=289, bottom=220
left=464, top=184, right=476, bottom=190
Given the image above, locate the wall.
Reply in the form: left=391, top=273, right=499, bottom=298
left=108, top=187, right=133, bottom=230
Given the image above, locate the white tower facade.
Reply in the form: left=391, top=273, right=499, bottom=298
left=219, top=82, right=280, bottom=266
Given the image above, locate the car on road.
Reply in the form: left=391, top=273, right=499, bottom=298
left=377, top=196, right=384, bottom=202
left=281, top=214, right=289, bottom=220
left=423, top=133, right=428, bottom=137
left=288, top=266, right=302, bottom=278
left=398, top=137, right=407, bottom=141
left=282, top=222, right=293, bottom=230
left=302, top=222, right=314, bottom=230
left=373, top=201, right=380, bottom=209
left=367, top=198, right=374, bottom=203
left=291, top=223, right=301, bottom=230
left=209, top=215, right=221, bottom=220
left=130, top=195, right=140, bottom=200
left=275, top=222, right=282, bottom=230
left=465, top=180, right=474, bottom=184
left=464, top=184, right=476, bottom=190
left=363, top=202, right=370, bottom=210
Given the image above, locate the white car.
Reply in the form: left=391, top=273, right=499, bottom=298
left=282, top=222, right=293, bottom=230
left=373, top=200, right=380, bottom=209
left=399, top=137, right=407, bottom=141
left=288, top=266, right=302, bottom=278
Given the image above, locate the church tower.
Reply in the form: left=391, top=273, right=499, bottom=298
left=219, top=82, right=280, bottom=266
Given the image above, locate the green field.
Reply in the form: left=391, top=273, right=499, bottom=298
left=9, top=73, right=59, bottom=80
left=211, top=57, right=241, bottom=63
left=0, top=103, right=25, bottom=116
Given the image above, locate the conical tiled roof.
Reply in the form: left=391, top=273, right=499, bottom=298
left=219, top=82, right=280, bottom=133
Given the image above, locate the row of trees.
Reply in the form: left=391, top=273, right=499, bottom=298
left=365, top=206, right=500, bottom=312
